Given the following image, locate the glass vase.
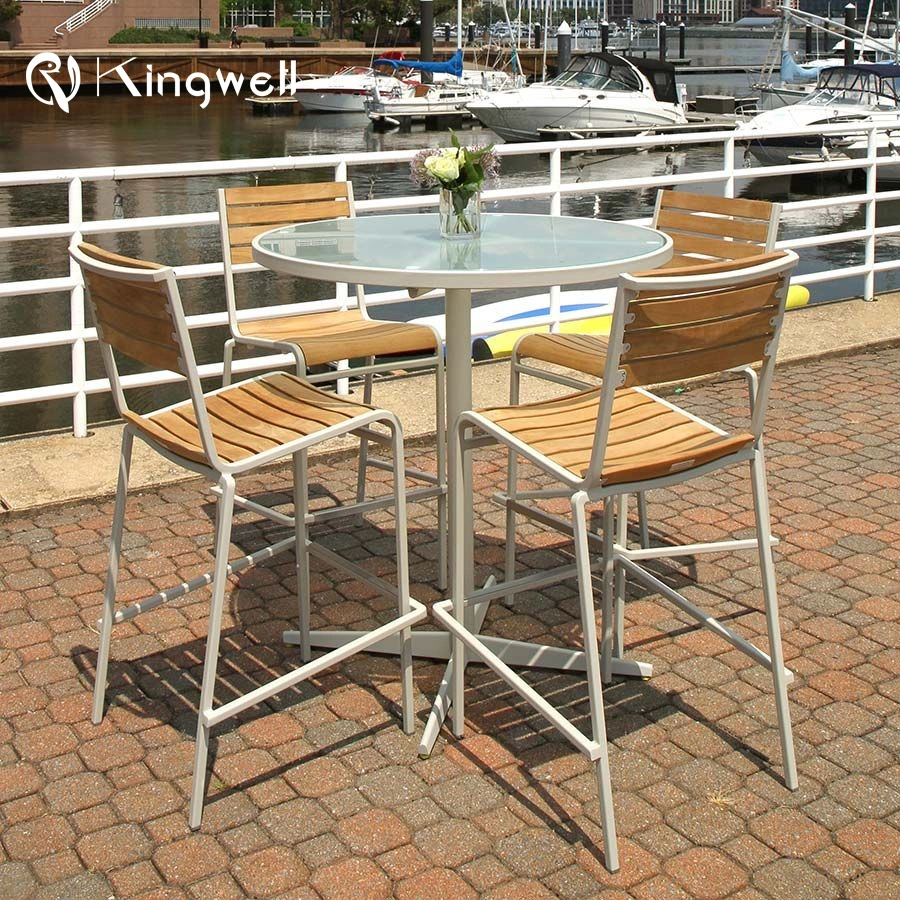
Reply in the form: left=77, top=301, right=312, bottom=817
left=439, top=187, right=481, bottom=240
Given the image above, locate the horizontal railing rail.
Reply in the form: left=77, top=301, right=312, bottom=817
left=2, top=121, right=899, bottom=438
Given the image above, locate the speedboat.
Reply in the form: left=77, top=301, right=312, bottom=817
left=465, top=52, right=687, bottom=142
left=739, top=63, right=900, bottom=180
left=364, top=50, right=520, bottom=128
left=754, top=7, right=899, bottom=110
left=291, top=61, right=416, bottom=114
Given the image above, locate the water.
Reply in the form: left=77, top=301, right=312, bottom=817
left=0, top=33, right=897, bottom=437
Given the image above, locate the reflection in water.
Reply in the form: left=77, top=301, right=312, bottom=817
left=1, top=87, right=900, bottom=437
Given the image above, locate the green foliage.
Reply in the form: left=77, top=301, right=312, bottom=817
left=277, top=18, right=312, bottom=37
left=0, top=0, right=22, bottom=25
left=109, top=27, right=201, bottom=44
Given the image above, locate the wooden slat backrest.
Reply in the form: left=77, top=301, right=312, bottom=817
left=618, top=252, right=789, bottom=387
left=222, top=182, right=353, bottom=265
left=655, top=190, right=779, bottom=265
left=78, top=242, right=185, bottom=375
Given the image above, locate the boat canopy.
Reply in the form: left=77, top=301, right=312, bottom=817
left=811, top=65, right=900, bottom=106
left=548, top=53, right=679, bottom=105
left=374, top=48, right=464, bottom=78
left=626, top=55, right=680, bottom=105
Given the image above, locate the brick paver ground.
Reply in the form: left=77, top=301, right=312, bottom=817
left=1, top=347, right=898, bottom=899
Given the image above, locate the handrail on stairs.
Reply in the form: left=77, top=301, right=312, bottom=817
left=54, top=0, right=116, bottom=37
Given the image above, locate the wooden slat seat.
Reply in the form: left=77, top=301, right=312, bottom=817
left=516, top=332, right=607, bottom=378
left=127, top=372, right=375, bottom=467
left=481, top=387, right=754, bottom=485
left=237, top=310, right=440, bottom=366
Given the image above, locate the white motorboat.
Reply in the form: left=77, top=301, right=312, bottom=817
left=291, top=60, right=416, bottom=114
left=366, top=81, right=487, bottom=127
left=739, top=62, right=900, bottom=181
left=364, top=50, right=520, bottom=128
left=465, top=52, right=687, bottom=143
left=754, top=7, right=900, bottom=110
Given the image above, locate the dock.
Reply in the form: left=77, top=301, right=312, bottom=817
left=245, top=96, right=299, bottom=115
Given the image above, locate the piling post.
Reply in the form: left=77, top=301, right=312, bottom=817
left=557, top=21, right=572, bottom=72
left=843, top=3, right=856, bottom=65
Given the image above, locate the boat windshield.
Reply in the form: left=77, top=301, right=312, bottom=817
left=807, top=67, right=900, bottom=109
left=549, top=55, right=642, bottom=93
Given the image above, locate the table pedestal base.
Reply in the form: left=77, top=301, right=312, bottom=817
left=284, top=628, right=653, bottom=756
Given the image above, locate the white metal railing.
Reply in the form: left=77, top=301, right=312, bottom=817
left=2, top=121, right=900, bottom=438
left=54, top=0, right=116, bottom=36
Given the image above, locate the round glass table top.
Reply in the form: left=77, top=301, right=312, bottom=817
left=252, top=212, right=672, bottom=290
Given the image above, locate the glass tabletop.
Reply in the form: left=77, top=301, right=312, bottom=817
left=253, top=212, right=672, bottom=290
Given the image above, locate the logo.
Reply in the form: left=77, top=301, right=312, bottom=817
left=24, top=55, right=301, bottom=110
left=26, top=53, right=81, bottom=112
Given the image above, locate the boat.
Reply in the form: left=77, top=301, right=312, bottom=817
left=364, top=49, right=520, bottom=129
left=366, top=81, right=485, bottom=129
left=739, top=62, right=900, bottom=181
left=291, top=54, right=417, bottom=114
left=465, top=52, right=688, bottom=142
left=754, top=7, right=900, bottom=110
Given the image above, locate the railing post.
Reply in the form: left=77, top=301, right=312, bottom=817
left=68, top=176, right=88, bottom=437
left=549, top=147, right=562, bottom=332
left=723, top=133, right=736, bottom=199
left=332, top=162, right=351, bottom=392
left=864, top=125, right=877, bottom=301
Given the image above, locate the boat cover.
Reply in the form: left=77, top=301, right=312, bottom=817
left=375, top=49, right=464, bottom=78
left=624, top=55, right=679, bottom=105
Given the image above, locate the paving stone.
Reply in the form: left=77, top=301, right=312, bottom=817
left=309, top=856, right=391, bottom=900
left=835, top=818, right=900, bottom=869
left=752, top=858, right=840, bottom=900
left=394, top=867, right=478, bottom=900
left=230, top=846, right=310, bottom=897
left=664, top=846, right=748, bottom=899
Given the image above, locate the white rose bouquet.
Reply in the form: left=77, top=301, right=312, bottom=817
left=410, top=131, right=499, bottom=236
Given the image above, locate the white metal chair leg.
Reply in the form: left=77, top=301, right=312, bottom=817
left=751, top=450, right=798, bottom=790
left=92, top=427, right=134, bottom=725
left=293, top=450, right=311, bottom=663
left=613, top=494, right=628, bottom=660
left=434, top=352, right=449, bottom=591
left=573, top=493, right=619, bottom=873
left=450, top=416, right=467, bottom=739
left=599, top=500, right=617, bottom=685
left=389, top=420, right=416, bottom=734
left=354, top=367, right=376, bottom=507
left=636, top=491, right=650, bottom=548
left=189, top=473, right=236, bottom=830
left=222, top=338, right=235, bottom=387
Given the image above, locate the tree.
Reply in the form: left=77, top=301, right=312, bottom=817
left=0, top=0, right=22, bottom=24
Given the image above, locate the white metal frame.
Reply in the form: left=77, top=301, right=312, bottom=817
left=71, top=241, right=427, bottom=829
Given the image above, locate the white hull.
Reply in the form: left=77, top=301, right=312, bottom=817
left=292, top=70, right=414, bottom=114
left=468, top=88, right=687, bottom=142
left=465, top=53, right=686, bottom=142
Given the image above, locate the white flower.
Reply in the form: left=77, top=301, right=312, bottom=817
left=424, top=154, right=460, bottom=183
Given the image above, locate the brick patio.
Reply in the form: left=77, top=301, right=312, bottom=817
left=1, top=347, right=898, bottom=899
